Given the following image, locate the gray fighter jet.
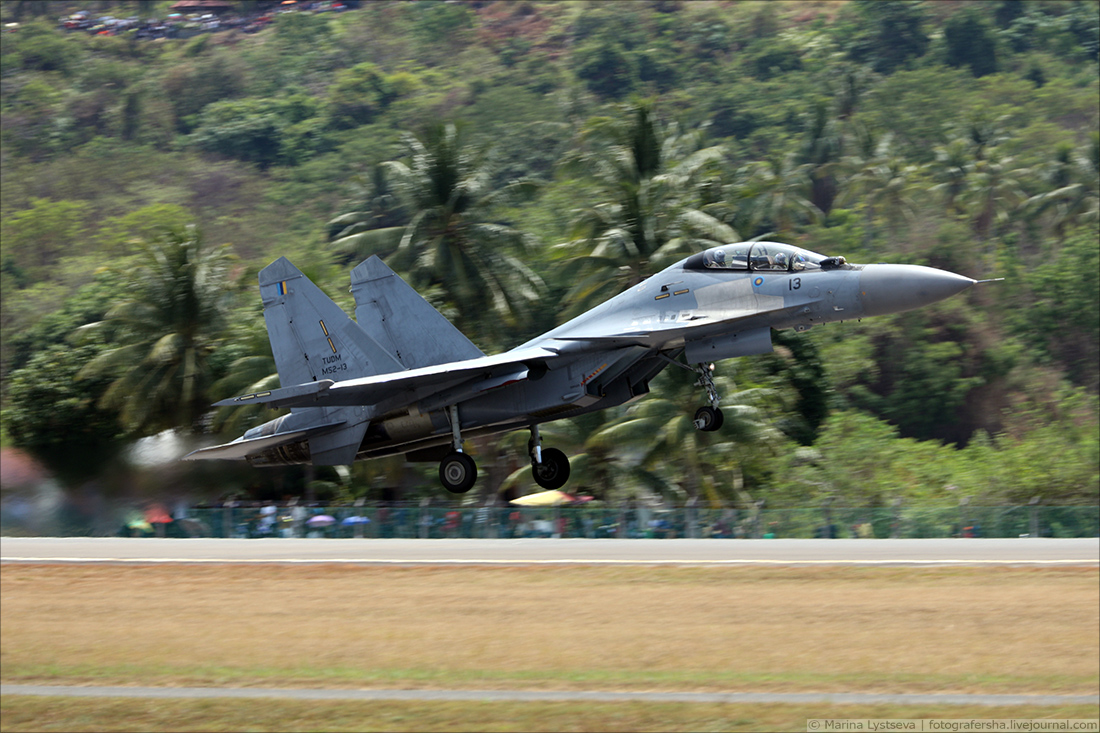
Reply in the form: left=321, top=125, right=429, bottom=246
left=184, top=242, right=978, bottom=493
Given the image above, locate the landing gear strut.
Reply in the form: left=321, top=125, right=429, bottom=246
left=440, top=404, right=477, bottom=494
left=692, top=363, right=724, bottom=432
left=529, top=424, right=570, bottom=490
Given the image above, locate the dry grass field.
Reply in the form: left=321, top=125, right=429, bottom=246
left=3, top=697, right=1098, bottom=733
left=2, top=564, right=1097, bottom=692
left=2, top=564, right=1097, bottom=731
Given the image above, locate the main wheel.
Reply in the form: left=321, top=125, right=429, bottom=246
left=532, top=447, right=571, bottom=491
left=439, top=452, right=477, bottom=494
left=693, top=406, right=724, bottom=432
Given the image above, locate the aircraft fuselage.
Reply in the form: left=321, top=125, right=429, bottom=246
left=240, top=252, right=974, bottom=471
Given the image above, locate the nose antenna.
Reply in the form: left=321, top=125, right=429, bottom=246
left=974, top=278, right=1005, bottom=284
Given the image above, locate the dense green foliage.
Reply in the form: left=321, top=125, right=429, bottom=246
left=1, top=0, right=1097, bottom=509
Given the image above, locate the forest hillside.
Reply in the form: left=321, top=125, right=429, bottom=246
left=1, top=0, right=1097, bottom=510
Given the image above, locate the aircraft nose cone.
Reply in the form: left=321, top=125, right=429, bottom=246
left=859, top=264, right=975, bottom=317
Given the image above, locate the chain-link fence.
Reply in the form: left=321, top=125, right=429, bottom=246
left=166, top=503, right=1098, bottom=540
left=4, top=500, right=1096, bottom=538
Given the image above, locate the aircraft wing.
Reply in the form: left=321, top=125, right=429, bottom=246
left=542, top=299, right=813, bottom=353
left=215, top=346, right=562, bottom=411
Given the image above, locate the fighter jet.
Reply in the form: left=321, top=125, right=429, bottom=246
left=184, top=241, right=978, bottom=493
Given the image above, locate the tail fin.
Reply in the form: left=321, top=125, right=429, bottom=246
left=350, top=256, right=484, bottom=369
left=259, top=257, right=404, bottom=387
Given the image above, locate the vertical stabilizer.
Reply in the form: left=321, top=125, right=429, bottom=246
left=351, top=256, right=484, bottom=369
left=259, top=257, right=404, bottom=386
left=258, top=257, right=405, bottom=465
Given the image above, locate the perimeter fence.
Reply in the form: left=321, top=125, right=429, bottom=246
left=167, top=503, right=1097, bottom=540
left=4, top=501, right=1097, bottom=539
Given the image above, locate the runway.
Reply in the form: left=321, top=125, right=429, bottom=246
left=2, top=684, right=1096, bottom=706
left=2, top=536, right=1097, bottom=565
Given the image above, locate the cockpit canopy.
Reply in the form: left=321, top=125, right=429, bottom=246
left=686, top=242, right=835, bottom=273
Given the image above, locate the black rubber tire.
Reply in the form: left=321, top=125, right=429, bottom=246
left=439, top=451, right=477, bottom=494
left=532, top=447, right=571, bottom=491
left=694, top=406, right=725, bottom=432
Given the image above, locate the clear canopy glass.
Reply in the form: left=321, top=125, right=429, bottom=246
left=695, top=242, right=830, bottom=272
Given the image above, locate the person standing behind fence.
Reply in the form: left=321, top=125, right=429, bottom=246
left=444, top=510, right=460, bottom=538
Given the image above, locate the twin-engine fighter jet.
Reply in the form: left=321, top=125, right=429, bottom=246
left=184, top=242, right=977, bottom=493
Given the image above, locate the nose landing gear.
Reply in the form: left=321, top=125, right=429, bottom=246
left=693, top=405, right=724, bottom=432
left=692, top=362, right=724, bottom=432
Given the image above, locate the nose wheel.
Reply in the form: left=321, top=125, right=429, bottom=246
left=693, top=405, right=724, bottom=432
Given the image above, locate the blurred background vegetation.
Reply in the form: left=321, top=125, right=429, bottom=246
left=1, top=0, right=1096, bottom=518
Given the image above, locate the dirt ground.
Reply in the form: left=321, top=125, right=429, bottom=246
left=1, top=564, right=1097, bottom=694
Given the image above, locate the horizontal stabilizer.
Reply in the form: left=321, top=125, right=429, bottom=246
left=182, top=419, right=346, bottom=462
left=214, top=379, right=335, bottom=409
left=243, top=346, right=558, bottom=409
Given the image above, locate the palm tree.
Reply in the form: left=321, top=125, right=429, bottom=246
left=507, top=364, right=777, bottom=507
left=207, top=318, right=279, bottom=438
left=959, top=111, right=1009, bottom=163
left=555, top=102, right=732, bottom=317
left=959, top=147, right=1028, bottom=248
left=828, top=63, right=877, bottom=123
left=733, top=152, right=821, bottom=239
left=327, top=162, right=408, bottom=262
left=927, top=137, right=972, bottom=216
left=798, top=98, right=844, bottom=215
left=583, top=367, right=778, bottom=507
left=840, top=131, right=918, bottom=251
left=1026, top=134, right=1100, bottom=243
left=76, top=226, right=234, bottom=435
left=380, top=121, right=545, bottom=346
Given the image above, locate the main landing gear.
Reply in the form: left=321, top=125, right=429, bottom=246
left=692, top=362, right=724, bottom=432
left=529, top=424, right=570, bottom=491
left=439, top=451, right=477, bottom=494
left=437, top=408, right=572, bottom=494
left=440, top=405, right=477, bottom=494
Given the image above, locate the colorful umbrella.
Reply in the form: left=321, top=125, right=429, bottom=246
left=340, top=516, right=371, bottom=526
left=510, top=490, right=575, bottom=507
left=145, top=505, right=173, bottom=524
